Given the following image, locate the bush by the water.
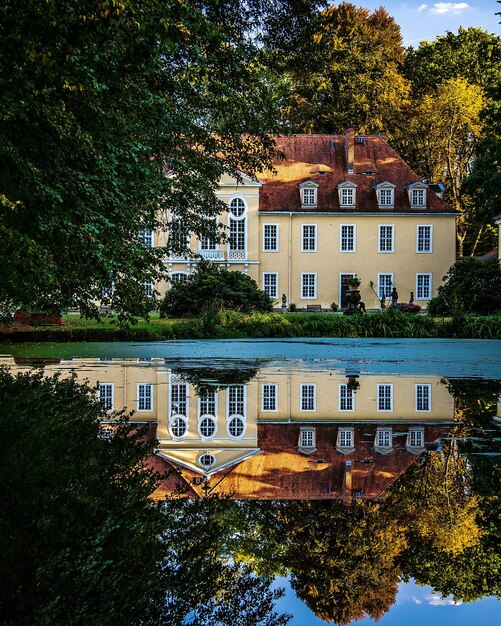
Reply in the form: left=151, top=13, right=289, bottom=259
left=159, top=261, right=273, bottom=317
left=428, top=258, right=501, bottom=315
left=398, top=302, right=422, bottom=314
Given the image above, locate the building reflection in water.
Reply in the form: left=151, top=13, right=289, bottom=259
left=2, top=357, right=455, bottom=501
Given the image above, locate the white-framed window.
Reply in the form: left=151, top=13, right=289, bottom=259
left=169, top=218, right=189, bottom=252
left=379, top=188, right=394, bottom=206
left=170, top=416, right=187, bottom=438
left=416, top=225, right=433, bottom=253
left=338, top=182, right=357, bottom=208
left=170, top=379, right=188, bottom=417
left=340, top=224, right=356, bottom=252
left=412, top=189, right=426, bottom=207
left=262, top=383, right=278, bottom=411
left=228, top=385, right=245, bottom=418
left=378, top=225, right=394, bottom=253
left=408, top=428, right=424, bottom=448
left=416, top=273, right=432, bottom=300
left=376, top=428, right=392, bottom=449
left=300, top=383, right=316, bottom=411
left=263, top=224, right=279, bottom=252
left=227, top=416, right=245, bottom=438
left=301, top=224, right=317, bottom=252
left=200, top=234, right=217, bottom=251
left=301, top=273, right=317, bottom=299
left=139, top=228, right=154, bottom=247
left=302, top=188, right=317, bottom=206
left=171, top=272, right=190, bottom=285
left=339, top=384, right=355, bottom=411
left=198, top=416, right=216, bottom=439
left=299, top=428, right=316, bottom=448
left=199, top=453, right=216, bottom=469
left=199, top=389, right=217, bottom=417
left=141, top=280, right=154, bottom=297
left=416, top=384, right=431, bottom=412
left=377, top=384, right=393, bottom=412
left=262, top=273, right=278, bottom=299
left=378, top=273, right=393, bottom=299
left=338, top=428, right=354, bottom=448
left=342, top=188, right=355, bottom=206
left=137, top=383, right=153, bottom=411
left=102, top=283, right=114, bottom=299
left=99, top=383, right=114, bottom=411
left=228, top=197, right=247, bottom=253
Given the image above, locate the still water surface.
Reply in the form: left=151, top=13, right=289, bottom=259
left=2, top=338, right=500, bottom=625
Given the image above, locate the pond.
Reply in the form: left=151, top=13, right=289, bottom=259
left=2, top=338, right=500, bottom=625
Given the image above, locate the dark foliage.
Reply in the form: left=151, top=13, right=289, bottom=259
left=397, top=302, right=422, bottom=314
left=160, top=262, right=273, bottom=317
left=428, top=258, right=501, bottom=315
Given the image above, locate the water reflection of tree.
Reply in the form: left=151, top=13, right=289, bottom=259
left=170, top=366, right=259, bottom=395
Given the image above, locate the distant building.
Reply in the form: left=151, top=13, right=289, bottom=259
left=156, top=130, right=458, bottom=309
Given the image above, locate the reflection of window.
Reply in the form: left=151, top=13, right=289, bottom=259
left=137, top=383, right=153, bottom=411
left=199, top=416, right=216, bottom=438
left=262, top=383, right=278, bottom=411
left=408, top=428, right=424, bottom=448
left=199, top=453, right=216, bottom=469
left=228, top=386, right=245, bottom=416
left=170, top=380, right=188, bottom=417
left=339, top=384, right=354, bottom=411
left=170, top=417, right=187, bottom=438
left=338, top=428, right=354, bottom=448
left=300, top=383, right=316, bottom=411
left=263, top=273, right=278, bottom=298
left=263, top=224, right=278, bottom=251
left=199, top=390, right=216, bottom=416
left=99, top=383, right=114, bottom=411
left=299, top=428, right=315, bottom=448
left=301, top=273, right=316, bottom=299
left=416, top=384, right=431, bottom=411
left=376, top=429, right=392, bottom=448
left=377, top=384, right=393, bottom=412
left=302, top=225, right=317, bottom=252
left=228, top=416, right=245, bottom=438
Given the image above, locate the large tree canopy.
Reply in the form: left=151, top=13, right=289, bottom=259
left=0, top=0, right=321, bottom=319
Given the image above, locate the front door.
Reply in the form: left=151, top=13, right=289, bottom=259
left=340, top=274, right=354, bottom=308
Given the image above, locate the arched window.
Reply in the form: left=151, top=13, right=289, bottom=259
left=199, top=453, right=216, bottom=469
left=170, top=416, right=187, bottom=438
left=227, top=416, right=245, bottom=439
left=170, top=272, right=189, bottom=285
left=228, top=197, right=246, bottom=255
left=199, top=416, right=216, bottom=439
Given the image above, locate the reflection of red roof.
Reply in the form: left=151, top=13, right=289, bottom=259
left=259, top=135, right=455, bottom=214
left=152, top=424, right=449, bottom=501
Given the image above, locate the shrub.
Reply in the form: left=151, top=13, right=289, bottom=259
left=428, top=258, right=501, bottom=315
left=398, top=302, right=422, bottom=314
left=159, top=261, right=273, bottom=318
left=330, top=302, right=339, bottom=312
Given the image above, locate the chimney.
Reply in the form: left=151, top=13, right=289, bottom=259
left=343, top=460, right=353, bottom=507
left=345, top=128, right=355, bottom=174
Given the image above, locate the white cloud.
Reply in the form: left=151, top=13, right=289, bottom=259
left=426, top=594, right=463, bottom=606
left=429, top=2, right=470, bottom=15
left=417, top=4, right=428, bottom=11
left=411, top=597, right=423, bottom=604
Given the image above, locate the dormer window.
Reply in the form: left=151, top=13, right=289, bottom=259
left=405, top=182, right=428, bottom=209
left=298, top=426, right=317, bottom=455
left=337, top=181, right=357, bottom=209
left=375, top=428, right=393, bottom=453
left=373, top=182, right=396, bottom=209
left=299, top=181, right=319, bottom=208
left=336, top=427, right=355, bottom=453
left=407, top=428, right=425, bottom=452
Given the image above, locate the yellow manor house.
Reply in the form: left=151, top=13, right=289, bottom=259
left=155, top=130, right=458, bottom=310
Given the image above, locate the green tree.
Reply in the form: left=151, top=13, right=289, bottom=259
left=160, top=261, right=273, bottom=317
left=0, top=0, right=304, bottom=320
left=281, top=2, right=410, bottom=135
left=0, top=368, right=168, bottom=625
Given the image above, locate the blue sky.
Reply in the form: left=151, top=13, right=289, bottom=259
left=334, top=1, right=501, bottom=46
left=275, top=578, right=501, bottom=625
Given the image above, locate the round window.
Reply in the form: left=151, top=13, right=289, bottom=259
left=229, top=197, right=246, bottom=218
left=199, top=453, right=216, bottom=469
left=199, top=416, right=216, bottom=438
left=228, top=416, right=244, bottom=438
left=171, top=417, right=187, bottom=438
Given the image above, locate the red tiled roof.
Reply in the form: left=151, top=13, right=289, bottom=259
left=152, top=423, right=450, bottom=501
left=259, top=134, right=456, bottom=214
